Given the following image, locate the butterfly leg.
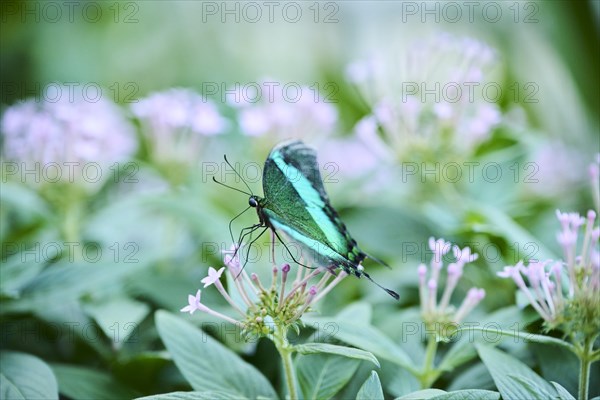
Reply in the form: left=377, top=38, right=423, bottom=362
left=242, top=227, right=269, bottom=271
left=271, top=229, right=317, bottom=270
left=233, top=223, right=263, bottom=259
left=228, top=205, right=252, bottom=245
left=270, top=230, right=276, bottom=266
left=325, top=264, right=339, bottom=277
left=233, top=227, right=269, bottom=280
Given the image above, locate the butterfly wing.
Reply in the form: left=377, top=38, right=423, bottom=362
left=262, top=140, right=366, bottom=270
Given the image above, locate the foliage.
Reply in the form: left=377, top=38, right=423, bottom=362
left=1, top=2, right=599, bottom=400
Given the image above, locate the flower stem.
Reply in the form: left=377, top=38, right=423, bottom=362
left=578, top=336, right=595, bottom=400
left=61, top=186, right=83, bottom=249
left=419, top=334, right=440, bottom=389
left=274, top=325, right=298, bottom=400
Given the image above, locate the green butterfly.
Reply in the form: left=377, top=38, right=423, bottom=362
left=216, top=140, right=399, bottom=300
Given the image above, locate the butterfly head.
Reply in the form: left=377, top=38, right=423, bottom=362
left=249, top=195, right=260, bottom=208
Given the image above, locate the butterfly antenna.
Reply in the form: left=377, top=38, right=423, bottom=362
left=223, top=154, right=254, bottom=195
left=362, top=271, right=400, bottom=300
left=212, top=176, right=252, bottom=196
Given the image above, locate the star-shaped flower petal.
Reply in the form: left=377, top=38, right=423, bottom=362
left=180, top=290, right=202, bottom=314
left=201, top=267, right=225, bottom=288
left=453, top=245, right=478, bottom=265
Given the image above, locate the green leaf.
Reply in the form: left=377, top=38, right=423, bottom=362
left=447, top=363, right=494, bottom=391
left=474, top=204, right=554, bottom=260
left=3, top=260, right=145, bottom=314
left=380, top=361, right=420, bottom=397
left=476, top=344, right=558, bottom=400
left=531, top=343, right=578, bottom=396
left=155, top=310, right=276, bottom=399
left=336, top=302, right=372, bottom=323
left=136, top=391, right=246, bottom=400
left=356, top=371, right=384, bottom=400
left=307, top=318, right=416, bottom=373
left=51, top=364, right=138, bottom=399
left=0, top=253, right=44, bottom=298
left=129, top=275, right=207, bottom=312
left=438, top=306, right=533, bottom=372
left=550, top=382, right=576, bottom=400
left=450, top=327, right=577, bottom=354
left=0, top=351, right=58, bottom=400
left=296, top=353, right=360, bottom=400
left=0, top=182, right=50, bottom=221
left=112, top=352, right=173, bottom=394
left=396, top=389, right=447, bottom=399
left=431, top=389, right=500, bottom=400
left=295, top=343, right=379, bottom=367
left=84, top=297, right=150, bottom=347
left=508, top=375, right=553, bottom=398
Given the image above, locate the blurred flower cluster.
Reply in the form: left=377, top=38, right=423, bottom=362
left=1, top=85, right=137, bottom=191
left=182, top=245, right=347, bottom=338
left=418, top=237, right=485, bottom=327
left=232, top=79, right=338, bottom=142
left=346, top=32, right=502, bottom=161
left=132, top=88, right=228, bottom=170
left=527, top=142, right=586, bottom=198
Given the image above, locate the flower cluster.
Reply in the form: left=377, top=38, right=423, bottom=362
left=131, top=88, right=228, bottom=167
left=181, top=245, right=347, bottom=338
left=418, top=238, right=485, bottom=325
left=234, top=80, right=337, bottom=141
left=498, top=210, right=599, bottom=337
left=346, top=33, right=502, bottom=159
left=1, top=85, right=137, bottom=190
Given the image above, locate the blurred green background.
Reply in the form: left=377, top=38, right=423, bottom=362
left=1, top=1, right=598, bottom=398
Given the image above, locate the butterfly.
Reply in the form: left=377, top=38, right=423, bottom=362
left=214, top=140, right=399, bottom=300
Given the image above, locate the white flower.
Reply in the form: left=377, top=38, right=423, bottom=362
left=453, top=245, right=479, bottom=265
left=239, top=107, right=270, bottom=136
left=201, top=267, right=225, bottom=288
left=132, top=88, right=227, bottom=136
left=190, top=102, right=228, bottom=135
left=345, top=33, right=501, bottom=157
left=434, top=102, right=454, bottom=120
left=236, top=79, right=337, bottom=140
left=180, top=290, right=203, bottom=314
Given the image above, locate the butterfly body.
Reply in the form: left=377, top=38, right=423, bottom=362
left=244, top=140, right=399, bottom=299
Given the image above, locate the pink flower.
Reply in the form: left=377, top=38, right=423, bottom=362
left=1, top=87, right=136, bottom=189
left=132, top=88, right=227, bottom=136
left=454, top=288, right=486, bottom=323
left=419, top=238, right=485, bottom=322
left=235, top=79, right=337, bottom=140
left=499, top=208, right=599, bottom=327
left=223, top=245, right=241, bottom=275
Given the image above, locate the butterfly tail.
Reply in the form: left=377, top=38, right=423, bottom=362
left=364, top=252, right=391, bottom=269
left=362, top=271, right=400, bottom=300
